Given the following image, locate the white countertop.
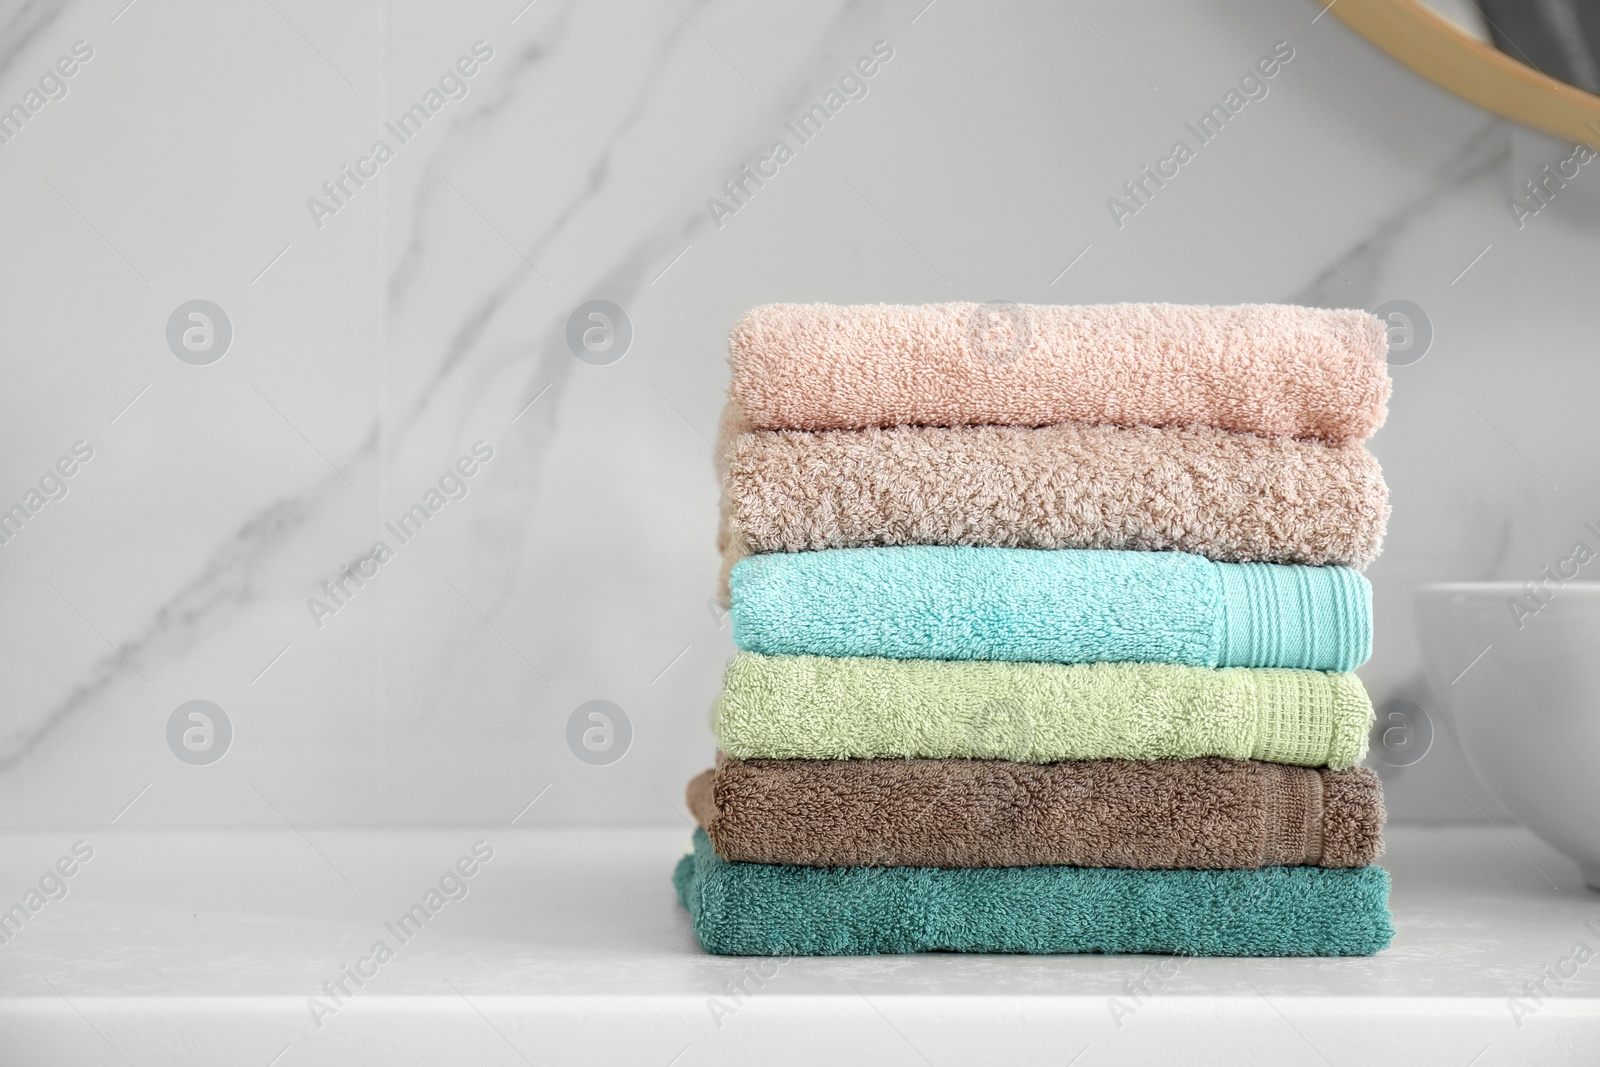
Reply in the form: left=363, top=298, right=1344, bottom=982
left=2, top=824, right=1597, bottom=1065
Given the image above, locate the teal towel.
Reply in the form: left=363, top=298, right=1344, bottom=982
left=674, top=830, right=1393, bottom=956
left=730, top=546, right=1371, bottom=672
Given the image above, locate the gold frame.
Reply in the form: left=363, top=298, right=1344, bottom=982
left=1322, top=0, right=1600, bottom=144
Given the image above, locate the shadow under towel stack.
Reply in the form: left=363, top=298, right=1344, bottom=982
left=675, top=302, right=1396, bottom=957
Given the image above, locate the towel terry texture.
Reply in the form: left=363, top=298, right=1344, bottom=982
left=727, top=303, right=1390, bottom=443
left=686, top=757, right=1384, bottom=869
left=719, top=423, right=1389, bottom=592
left=673, top=829, right=1393, bottom=956
left=730, top=545, right=1372, bottom=672
left=716, top=653, right=1371, bottom=768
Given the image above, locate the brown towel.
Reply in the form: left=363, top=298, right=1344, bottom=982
left=716, top=421, right=1388, bottom=601
left=686, top=756, right=1384, bottom=870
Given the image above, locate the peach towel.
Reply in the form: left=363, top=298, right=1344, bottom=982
left=728, top=302, right=1390, bottom=443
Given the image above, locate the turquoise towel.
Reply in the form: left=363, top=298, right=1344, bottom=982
left=674, top=830, right=1393, bottom=956
left=730, top=546, right=1371, bottom=672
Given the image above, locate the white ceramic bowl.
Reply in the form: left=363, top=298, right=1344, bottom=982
left=1416, top=582, right=1600, bottom=890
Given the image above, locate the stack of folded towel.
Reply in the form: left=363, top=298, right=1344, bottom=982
left=675, top=302, right=1395, bottom=957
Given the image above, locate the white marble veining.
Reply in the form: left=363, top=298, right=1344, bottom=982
left=0, top=0, right=1596, bottom=831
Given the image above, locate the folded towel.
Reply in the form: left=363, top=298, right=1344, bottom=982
left=673, top=829, right=1393, bottom=956
left=716, top=653, right=1372, bottom=769
left=687, top=757, right=1385, bottom=869
left=727, top=303, right=1390, bottom=443
left=718, top=423, right=1389, bottom=598
left=731, top=546, right=1372, bottom=672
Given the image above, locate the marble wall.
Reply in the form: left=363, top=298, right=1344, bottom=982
left=0, top=0, right=1594, bottom=827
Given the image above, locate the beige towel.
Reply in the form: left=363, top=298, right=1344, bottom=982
left=716, top=420, right=1387, bottom=598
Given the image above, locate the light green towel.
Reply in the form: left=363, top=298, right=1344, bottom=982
left=715, top=653, right=1372, bottom=769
